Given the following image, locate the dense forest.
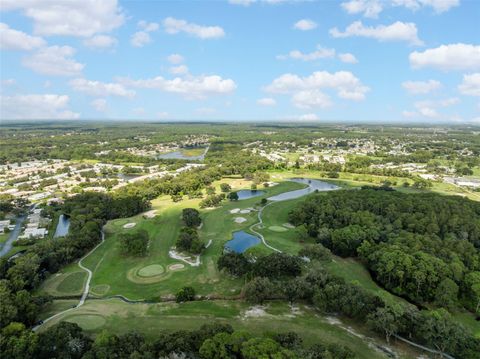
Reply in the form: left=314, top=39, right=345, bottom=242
left=289, top=188, right=480, bottom=312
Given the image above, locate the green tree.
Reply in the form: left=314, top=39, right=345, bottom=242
left=176, top=286, right=195, bottom=302
left=434, top=278, right=458, bottom=309
left=220, top=183, right=231, bottom=193
left=244, top=277, right=274, bottom=304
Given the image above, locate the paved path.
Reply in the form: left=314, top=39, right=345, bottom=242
left=33, top=228, right=105, bottom=331
left=249, top=202, right=282, bottom=253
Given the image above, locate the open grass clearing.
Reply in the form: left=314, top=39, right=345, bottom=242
left=39, top=298, right=419, bottom=359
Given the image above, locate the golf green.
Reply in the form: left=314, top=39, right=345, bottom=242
left=138, top=264, right=165, bottom=277
left=268, top=225, right=288, bottom=232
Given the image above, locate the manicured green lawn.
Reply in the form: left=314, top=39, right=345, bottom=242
left=37, top=263, right=87, bottom=297
left=81, top=180, right=305, bottom=300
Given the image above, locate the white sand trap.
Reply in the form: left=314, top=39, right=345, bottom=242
left=243, top=306, right=268, bottom=318
left=168, top=263, right=185, bottom=271
left=283, top=223, right=295, bottom=229
left=239, top=209, right=251, bottom=214
left=230, top=208, right=240, bottom=214
left=123, top=222, right=136, bottom=229
left=234, top=217, right=247, bottom=224
left=265, top=182, right=278, bottom=187
left=169, top=250, right=200, bottom=267
left=143, top=210, right=157, bottom=218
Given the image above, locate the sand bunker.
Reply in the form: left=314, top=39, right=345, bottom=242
left=123, top=222, right=136, bottom=229
left=283, top=223, right=295, bottom=229
left=143, top=210, right=157, bottom=219
left=234, top=217, right=247, bottom=224
left=239, top=209, right=251, bottom=214
left=168, top=263, right=185, bottom=271
left=169, top=250, right=200, bottom=266
left=230, top=208, right=240, bottom=214
left=264, top=182, right=278, bottom=187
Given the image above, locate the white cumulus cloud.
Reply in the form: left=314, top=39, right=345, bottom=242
left=0, top=0, right=125, bottom=37
left=130, top=31, right=152, bottom=47
left=167, top=54, right=185, bottom=64
left=69, top=78, right=135, bottom=98
left=341, top=0, right=459, bottom=18
left=265, top=70, right=369, bottom=102
left=22, top=46, right=84, bottom=76
left=0, top=94, right=79, bottom=119
left=257, top=97, right=276, bottom=106
left=293, top=19, right=317, bottom=31
left=409, top=44, right=480, bottom=71
left=292, top=90, right=332, bottom=109
left=0, top=22, right=45, bottom=50
left=341, top=0, right=383, bottom=18
left=392, top=0, right=459, bottom=13
left=402, top=79, right=442, bottom=94
left=330, top=21, right=423, bottom=46
left=163, top=17, right=225, bottom=39
left=458, top=73, right=480, bottom=96
left=131, top=20, right=159, bottom=47
left=339, top=53, right=358, bottom=64
left=83, top=35, right=117, bottom=49
left=120, top=74, right=236, bottom=99
left=277, top=46, right=335, bottom=61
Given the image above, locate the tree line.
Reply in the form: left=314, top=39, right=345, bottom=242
left=288, top=188, right=480, bottom=312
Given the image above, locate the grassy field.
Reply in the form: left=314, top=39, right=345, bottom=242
left=38, top=298, right=419, bottom=359
left=180, top=147, right=207, bottom=156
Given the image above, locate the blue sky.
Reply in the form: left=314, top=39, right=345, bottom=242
left=1, top=0, right=479, bottom=123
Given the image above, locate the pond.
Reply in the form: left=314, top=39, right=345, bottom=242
left=224, top=230, right=260, bottom=253
left=156, top=146, right=209, bottom=161
left=236, top=189, right=265, bottom=200
left=54, top=214, right=71, bottom=238
left=268, top=178, right=339, bottom=201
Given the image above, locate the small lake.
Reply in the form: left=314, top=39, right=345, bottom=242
left=225, top=230, right=260, bottom=253
left=156, top=146, right=209, bottom=161
left=54, top=214, right=70, bottom=238
left=268, top=178, right=339, bottom=201
left=236, top=189, right=265, bottom=200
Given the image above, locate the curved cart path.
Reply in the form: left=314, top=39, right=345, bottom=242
left=33, top=229, right=105, bottom=331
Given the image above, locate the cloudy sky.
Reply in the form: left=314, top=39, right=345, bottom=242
left=1, top=0, right=479, bottom=123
